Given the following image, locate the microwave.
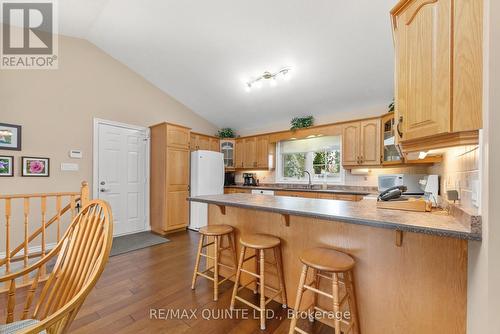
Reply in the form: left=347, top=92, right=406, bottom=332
left=378, top=174, right=426, bottom=195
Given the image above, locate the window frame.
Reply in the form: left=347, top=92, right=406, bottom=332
left=275, top=137, right=344, bottom=184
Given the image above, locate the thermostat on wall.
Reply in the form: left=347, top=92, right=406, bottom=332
left=69, top=150, right=82, bottom=159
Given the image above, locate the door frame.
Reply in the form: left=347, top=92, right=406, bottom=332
left=92, top=118, right=151, bottom=235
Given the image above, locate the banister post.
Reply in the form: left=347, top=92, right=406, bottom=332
left=80, top=181, right=89, bottom=207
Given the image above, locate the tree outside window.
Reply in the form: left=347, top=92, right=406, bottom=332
left=277, top=136, right=343, bottom=183
left=283, top=153, right=306, bottom=178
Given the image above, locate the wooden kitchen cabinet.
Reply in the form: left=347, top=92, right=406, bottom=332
left=342, top=118, right=381, bottom=167
left=190, top=132, right=220, bottom=152
left=150, top=122, right=191, bottom=234
left=275, top=190, right=362, bottom=201
left=360, top=119, right=381, bottom=165
left=209, top=138, right=220, bottom=152
left=243, top=137, right=257, bottom=168
left=391, top=0, right=482, bottom=149
left=256, top=136, right=270, bottom=168
left=342, top=122, right=360, bottom=166
left=234, top=138, right=244, bottom=168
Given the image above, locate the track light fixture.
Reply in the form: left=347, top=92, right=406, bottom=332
left=245, top=67, right=292, bottom=91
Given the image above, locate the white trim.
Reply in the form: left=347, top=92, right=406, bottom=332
left=275, top=138, right=345, bottom=185
left=92, top=118, right=151, bottom=235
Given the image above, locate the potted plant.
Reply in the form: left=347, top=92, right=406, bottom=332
left=216, top=128, right=236, bottom=138
left=290, top=116, right=314, bottom=131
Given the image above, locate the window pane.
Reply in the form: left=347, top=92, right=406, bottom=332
left=283, top=153, right=306, bottom=178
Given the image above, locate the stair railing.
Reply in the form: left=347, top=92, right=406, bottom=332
left=0, top=181, right=89, bottom=287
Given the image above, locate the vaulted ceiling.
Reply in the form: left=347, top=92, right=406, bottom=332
left=59, top=0, right=397, bottom=133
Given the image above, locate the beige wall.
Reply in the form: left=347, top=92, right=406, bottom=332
left=0, top=33, right=217, bottom=251
left=0, top=34, right=217, bottom=195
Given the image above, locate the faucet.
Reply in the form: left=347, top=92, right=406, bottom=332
left=303, top=171, right=313, bottom=189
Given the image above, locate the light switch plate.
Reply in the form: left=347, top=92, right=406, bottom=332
left=69, top=150, right=82, bottom=159
left=61, top=163, right=79, bottom=171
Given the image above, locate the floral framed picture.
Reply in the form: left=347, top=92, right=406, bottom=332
left=0, top=156, right=14, bottom=177
left=22, top=157, right=50, bottom=177
left=0, top=123, right=22, bottom=151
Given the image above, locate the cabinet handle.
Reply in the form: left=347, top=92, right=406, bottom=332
left=397, top=116, right=403, bottom=138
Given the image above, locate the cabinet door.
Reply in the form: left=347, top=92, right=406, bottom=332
left=395, top=0, right=451, bottom=141
left=198, top=135, right=210, bottom=150
left=167, top=125, right=190, bottom=149
left=190, top=133, right=198, bottom=151
left=360, top=119, right=381, bottom=165
left=235, top=139, right=244, bottom=168
left=256, top=136, right=269, bottom=168
left=209, top=138, right=220, bottom=152
left=243, top=137, right=257, bottom=168
left=166, top=148, right=189, bottom=190
left=166, top=190, right=189, bottom=229
left=342, top=122, right=360, bottom=166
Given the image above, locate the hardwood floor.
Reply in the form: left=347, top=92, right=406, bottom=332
left=69, top=230, right=332, bottom=333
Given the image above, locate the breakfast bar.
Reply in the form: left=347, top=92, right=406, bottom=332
left=189, top=193, right=481, bottom=334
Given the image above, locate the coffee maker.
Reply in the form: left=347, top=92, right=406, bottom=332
left=243, top=173, right=257, bottom=186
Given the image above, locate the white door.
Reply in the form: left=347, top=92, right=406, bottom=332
left=96, top=122, right=148, bottom=236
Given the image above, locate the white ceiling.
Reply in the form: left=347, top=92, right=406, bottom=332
left=59, top=0, right=397, bottom=133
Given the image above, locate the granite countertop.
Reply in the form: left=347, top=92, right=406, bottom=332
left=224, top=185, right=372, bottom=196
left=188, top=193, right=482, bottom=241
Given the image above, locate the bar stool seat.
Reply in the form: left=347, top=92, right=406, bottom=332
left=289, top=247, right=360, bottom=334
left=199, top=224, right=234, bottom=236
left=240, top=233, right=281, bottom=249
left=230, top=233, right=287, bottom=330
left=191, top=224, right=238, bottom=301
left=300, top=247, right=355, bottom=272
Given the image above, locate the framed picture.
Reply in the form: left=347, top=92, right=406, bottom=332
left=22, top=156, right=50, bottom=177
left=0, top=155, right=14, bottom=177
left=0, top=123, right=22, bottom=151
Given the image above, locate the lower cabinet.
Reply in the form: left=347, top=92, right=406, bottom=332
left=275, top=191, right=362, bottom=201
left=166, top=190, right=189, bottom=230
left=224, top=188, right=251, bottom=194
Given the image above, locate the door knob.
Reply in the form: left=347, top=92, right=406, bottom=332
left=100, top=188, right=109, bottom=193
left=100, top=181, right=106, bottom=185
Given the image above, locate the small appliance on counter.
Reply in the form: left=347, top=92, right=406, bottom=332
left=243, top=173, right=258, bottom=186
left=224, top=171, right=236, bottom=186
left=378, top=174, right=426, bottom=195
left=376, top=174, right=440, bottom=212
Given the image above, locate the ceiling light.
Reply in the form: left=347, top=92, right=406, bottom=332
left=245, top=67, right=292, bottom=91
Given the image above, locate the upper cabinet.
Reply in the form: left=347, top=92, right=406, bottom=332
left=220, top=139, right=235, bottom=168
left=231, top=136, right=274, bottom=170
left=190, top=132, right=219, bottom=152
left=342, top=119, right=381, bottom=167
left=243, top=137, right=257, bottom=168
left=391, top=0, right=482, bottom=150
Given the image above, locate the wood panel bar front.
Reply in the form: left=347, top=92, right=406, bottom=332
left=208, top=204, right=467, bottom=334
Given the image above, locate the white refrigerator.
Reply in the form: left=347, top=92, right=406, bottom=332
left=189, top=150, right=225, bottom=230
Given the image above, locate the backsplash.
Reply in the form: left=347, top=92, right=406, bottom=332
left=233, top=166, right=428, bottom=188
left=428, top=145, right=480, bottom=211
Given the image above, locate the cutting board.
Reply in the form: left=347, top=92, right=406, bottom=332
left=376, top=198, right=432, bottom=212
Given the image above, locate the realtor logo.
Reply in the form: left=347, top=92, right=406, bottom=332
left=1, top=0, right=58, bottom=69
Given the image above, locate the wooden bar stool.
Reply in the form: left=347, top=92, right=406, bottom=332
left=288, top=247, right=360, bottom=334
left=230, top=233, right=287, bottom=330
left=191, top=224, right=238, bottom=301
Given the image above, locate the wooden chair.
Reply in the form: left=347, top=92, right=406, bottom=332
left=0, top=200, right=113, bottom=334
